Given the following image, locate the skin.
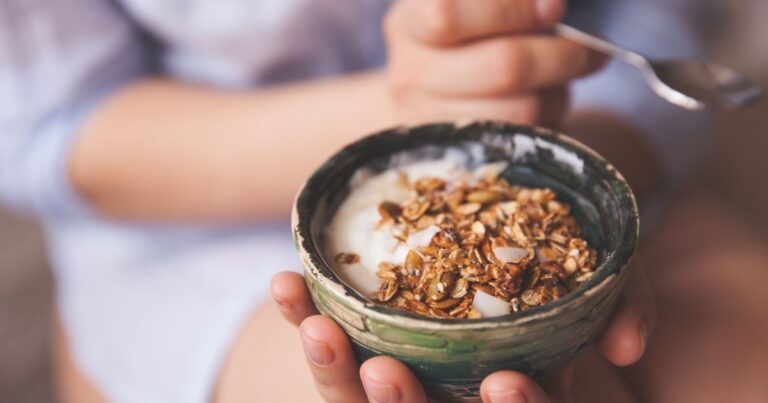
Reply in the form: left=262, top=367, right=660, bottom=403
left=627, top=195, right=768, bottom=403
left=70, top=73, right=393, bottom=220
left=57, top=0, right=667, bottom=401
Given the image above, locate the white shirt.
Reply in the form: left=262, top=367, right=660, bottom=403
left=0, top=0, right=713, bottom=401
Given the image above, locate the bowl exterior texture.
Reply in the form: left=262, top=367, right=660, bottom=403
left=301, top=262, right=628, bottom=401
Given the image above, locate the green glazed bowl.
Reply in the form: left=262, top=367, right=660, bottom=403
left=292, top=121, right=639, bottom=402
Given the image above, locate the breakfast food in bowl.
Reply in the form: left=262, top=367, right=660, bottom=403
left=326, top=160, right=597, bottom=319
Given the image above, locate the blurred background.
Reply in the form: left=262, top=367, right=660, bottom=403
left=1, top=1, right=766, bottom=401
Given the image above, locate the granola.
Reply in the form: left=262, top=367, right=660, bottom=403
left=335, top=166, right=597, bottom=319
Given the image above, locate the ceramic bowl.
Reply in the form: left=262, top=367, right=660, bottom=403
left=292, top=121, right=639, bottom=402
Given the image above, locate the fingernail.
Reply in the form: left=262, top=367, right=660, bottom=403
left=536, top=0, right=564, bottom=25
left=363, top=378, right=401, bottom=403
left=301, top=331, right=334, bottom=366
left=487, top=389, right=527, bottom=403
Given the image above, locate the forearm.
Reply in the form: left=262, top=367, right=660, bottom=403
left=69, top=68, right=659, bottom=222
left=69, top=71, right=392, bottom=221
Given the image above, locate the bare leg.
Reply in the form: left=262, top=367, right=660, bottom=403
left=53, top=301, right=320, bottom=403
left=627, top=193, right=768, bottom=402
left=213, top=300, right=320, bottom=402
left=53, top=316, right=105, bottom=403
left=568, top=347, right=636, bottom=403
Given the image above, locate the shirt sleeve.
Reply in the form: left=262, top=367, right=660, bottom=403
left=566, top=0, right=720, bottom=185
left=116, top=0, right=393, bottom=87
left=0, top=0, right=150, bottom=219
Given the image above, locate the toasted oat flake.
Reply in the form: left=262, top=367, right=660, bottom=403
left=575, top=272, right=594, bottom=283
left=378, top=202, right=402, bottom=221
left=334, top=253, right=360, bottom=264
left=456, top=202, right=482, bottom=215
left=414, top=177, right=446, bottom=194
left=471, top=221, right=486, bottom=237
left=521, top=289, right=542, bottom=306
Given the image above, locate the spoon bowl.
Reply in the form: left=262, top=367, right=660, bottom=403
left=647, top=60, right=764, bottom=110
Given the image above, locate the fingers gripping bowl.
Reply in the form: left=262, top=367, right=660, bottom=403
left=292, top=122, right=639, bottom=401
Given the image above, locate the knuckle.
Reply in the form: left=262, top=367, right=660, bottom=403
left=313, top=372, right=339, bottom=389
left=388, top=80, right=411, bottom=103
left=488, top=42, right=530, bottom=93
left=507, top=0, right=544, bottom=29
left=421, top=0, right=459, bottom=43
left=530, top=0, right=566, bottom=26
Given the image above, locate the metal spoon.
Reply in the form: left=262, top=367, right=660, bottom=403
left=554, top=23, right=764, bottom=111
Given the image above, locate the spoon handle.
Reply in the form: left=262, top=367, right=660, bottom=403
left=553, top=23, right=649, bottom=69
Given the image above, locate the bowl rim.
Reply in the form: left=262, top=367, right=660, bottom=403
left=292, top=121, right=639, bottom=330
